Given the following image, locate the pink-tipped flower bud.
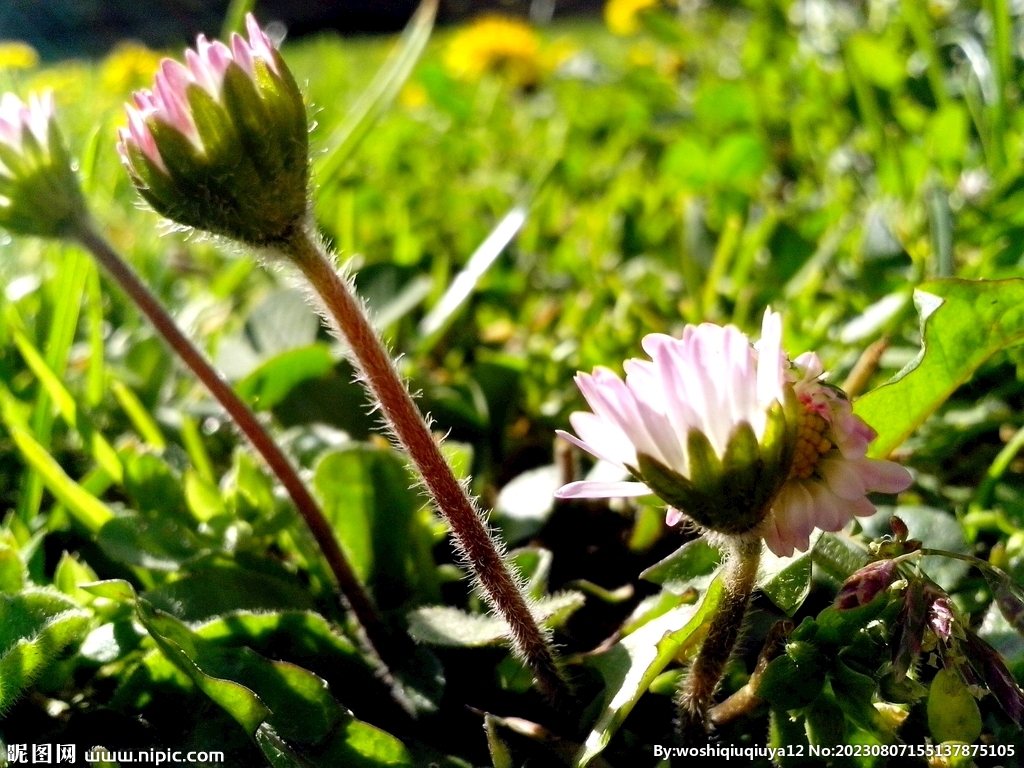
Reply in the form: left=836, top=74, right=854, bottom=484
left=0, top=91, right=86, bottom=238
left=117, top=15, right=309, bottom=246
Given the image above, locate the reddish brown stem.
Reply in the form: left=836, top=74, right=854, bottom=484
left=71, top=221, right=398, bottom=670
left=284, top=229, right=569, bottom=706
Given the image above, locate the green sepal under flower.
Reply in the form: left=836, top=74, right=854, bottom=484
left=635, top=388, right=800, bottom=536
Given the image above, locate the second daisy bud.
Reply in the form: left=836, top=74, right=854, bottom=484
left=117, top=14, right=309, bottom=246
left=0, top=91, right=86, bottom=238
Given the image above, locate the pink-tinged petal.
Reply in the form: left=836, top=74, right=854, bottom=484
left=665, top=507, right=683, bottom=527
left=652, top=336, right=709, bottom=450
left=848, top=495, right=877, bottom=518
left=231, top=33, right=256, bottom=76
left=762, top=511, right=794, bottom=558
left=580, top=367, right=663, bottom=461
left=185, top=49, right=218, bottom=95
left=624, top=358, right=687, bottom=472
left=756, top=309, right=785, bottom=406
left=556, top=427, right=628, bottom=471
left=834, top=411, right=875, bottom=457
left=245, top=13, right=278, bottom=72
left=806, top=483, right=846, bottom=532
left=817, top=455, right=866, bottom=500
left=155, top=60, right=200, bottom=144
left=554, top=480, right=652, bottom=499
left=126, top=108, right=167, bottom=172
left=723, top=324, right=758, bottom=428
left=787, top=482, right=816, bottom=544
left=566, top=411, right=637, bottom=467
left=793, top=351, right=823, bottom=381
left=206, top=41, right=233, bottom=78
left=851, top=457, right=913, bottom=494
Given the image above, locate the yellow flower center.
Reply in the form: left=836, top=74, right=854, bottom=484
left=789, top=407, right=831, bottom=480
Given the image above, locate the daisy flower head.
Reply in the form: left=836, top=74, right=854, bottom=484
left=555, top=310, right=912, bottom=557
left=117, top=14, right=309, bottom=246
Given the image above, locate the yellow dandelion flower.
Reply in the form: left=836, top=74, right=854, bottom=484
left=0, top=41, right=39, bottom=70
left=101, top=42, right=163, bottom=95
left=444, top=15, right=542, bottom=88
left=605, top=0, right=660, bottom=36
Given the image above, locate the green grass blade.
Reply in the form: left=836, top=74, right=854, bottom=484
left=17, top=245, right=89, bottom=522
left=110, top=380, right=166, bottom=451
left=222, top=0, right=258, bottom=38
left=8, top=425, right=114, bottom=533
left=315, top=0, right=439, bottom=185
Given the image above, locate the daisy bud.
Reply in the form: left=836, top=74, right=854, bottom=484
left=117, top=14, right=309, bottom=246
left=555, top=310, right=913, bottom=555
left=0, top=91, right=87, bottom=238
left=834, top=558, right=898, bottom=610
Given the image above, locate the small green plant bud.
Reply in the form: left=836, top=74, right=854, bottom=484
left=117, top=14, right=309, bottom=246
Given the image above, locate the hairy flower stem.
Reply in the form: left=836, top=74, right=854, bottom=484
left=677, top=535, right=762, bottom=744
left=70, top=220, right=399, bottom=671
left=282, top=227, right=570, bottom=707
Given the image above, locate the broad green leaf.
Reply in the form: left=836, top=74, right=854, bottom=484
left=137, top=600, right=271, bottom=736
left=143, top=566, right=316, bottom=622
left=928, top=667, right=982, bottom=744
left=97, top=513, right=206, bottom=571
left=123, top=452, right=188, bottom=520
left=0, top=587, right=91, bottom=712
left=639, top=539, right=720, bottom=595
left=138, top=601, right=413, bottom=766
left=184, top=469, right=226, bottom=521
left=0, top=534, right=26, bottom=594
left=8, top=425, right=114, bottom=533
left=52, top=552, right=99, bottom=604
left=236, top=345, right=335, bottom=411
left=855, top=279, right=1024, bottom=458
left=314, top=445, right=436, bottom=608
left=81, top=578, right=137, bottom=603
left=811, top=532, right=870, bottom=583
left=758, top=538, right=816, bottom=616
left=576, top=578, right=724, bottom=766
left=406, top=592, right=585, bottom=647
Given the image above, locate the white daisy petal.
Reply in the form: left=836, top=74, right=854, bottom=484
left=554, top=481, right=652, bottom=499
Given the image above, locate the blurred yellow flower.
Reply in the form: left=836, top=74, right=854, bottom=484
left=101, top=42, right=163, bottom=94
left=605, top=0, right=660, bottom=36
left=0, top=41, right=39, bottom=70
left=444, top=15, right=542, bottom=88
left=399, top=81, right=429, bottom=109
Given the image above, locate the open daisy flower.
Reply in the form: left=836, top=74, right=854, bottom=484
left=555, top=310, right=912, bottom=557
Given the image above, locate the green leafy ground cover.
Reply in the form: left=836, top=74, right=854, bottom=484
left=2, top=1, right=1024, bottom=765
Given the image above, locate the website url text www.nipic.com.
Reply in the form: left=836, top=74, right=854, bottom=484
left=4, top=744, right=227, bottom=765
